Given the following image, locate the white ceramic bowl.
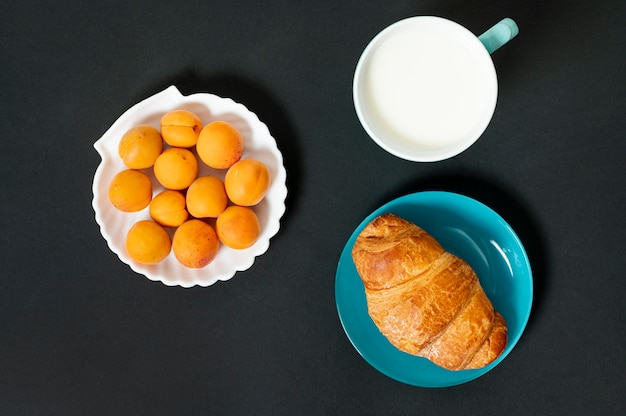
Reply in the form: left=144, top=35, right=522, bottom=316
left=92, top=86, right=287, bottom=287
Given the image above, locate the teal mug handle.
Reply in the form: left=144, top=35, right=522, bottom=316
left=478, top=18, right=519, bottom=54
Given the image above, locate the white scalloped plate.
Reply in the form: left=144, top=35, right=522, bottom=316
left=92, top=86, right=287, bottom=287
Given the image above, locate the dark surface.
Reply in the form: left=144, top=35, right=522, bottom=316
left=1, top=1, right=624, bottom=415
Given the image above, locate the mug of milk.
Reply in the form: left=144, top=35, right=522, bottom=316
left=353, top=16, right=519, bottom=162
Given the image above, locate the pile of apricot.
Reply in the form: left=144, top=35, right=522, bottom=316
left=107, top=109, right=271, bottom=268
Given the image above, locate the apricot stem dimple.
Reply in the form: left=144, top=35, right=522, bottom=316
left=160, top=109, right=203, bottom=148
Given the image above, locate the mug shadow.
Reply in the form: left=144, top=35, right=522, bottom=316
left=375, top=172, right=548, bottom=334
left=135, top=71, right=302, bottom=234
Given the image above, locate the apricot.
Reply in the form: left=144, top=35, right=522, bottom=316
left=224, top=158, right=271, bottom=206
left=108, top=169, right=152, bottom=212
left=172, top=219, right=219, bottom=268
left=118, top=124, right=163, bottom=169
left=153, top=147, right=198, bottom=190
left=216, top=206, right=261, bottom=249
left=160, top=109, right=203, bottom=148
left=186, top=176, right=228, bottom=218
left=196, top=121, right=244, bottom=169
left=149, top=190, right=189, bottom=227
left=125, top=220, right=171, bottom=264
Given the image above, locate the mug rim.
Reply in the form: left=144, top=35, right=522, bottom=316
left=353, top=16, right=498, bottom=162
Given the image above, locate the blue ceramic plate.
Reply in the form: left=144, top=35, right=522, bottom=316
left=335, top=191, right=533, bottom=387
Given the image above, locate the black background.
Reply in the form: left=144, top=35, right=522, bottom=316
left=1, top=1, right=624, bottom=415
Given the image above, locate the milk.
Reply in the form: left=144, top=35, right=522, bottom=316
left=362, top=24, right=494, bottom=149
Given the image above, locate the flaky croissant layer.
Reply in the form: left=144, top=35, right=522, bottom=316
left=352, top=213, right=507, bottom=370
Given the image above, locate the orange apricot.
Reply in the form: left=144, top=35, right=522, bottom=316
left=160, top=109, right=203, bottom=148
left=224, top=158, right=271, bottom=206
left=125, top=220, right=172, bottom=264
left=107, top=169, right=152, bottom=212
left=172, top=219, right=219, bottom=268
left=118, top=124, right=163, bottom=169
left=196, top=121, right=244, bottom=169
left=186, top=176, right=228, bottom=218
left=153, top=147, right=198, bottom=190
left=149, top=190, right=189, bottom=227
left=216, top=205, right=261, bottom=249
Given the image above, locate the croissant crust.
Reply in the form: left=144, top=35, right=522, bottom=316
left=351, top=213, right=507, bottom=370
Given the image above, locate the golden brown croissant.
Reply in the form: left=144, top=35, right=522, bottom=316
left=351, top=213, right=507, bottom=370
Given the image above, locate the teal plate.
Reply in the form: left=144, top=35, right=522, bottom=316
left=335, top=191, right=533, bottom=387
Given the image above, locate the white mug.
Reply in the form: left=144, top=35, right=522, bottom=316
left=353, top=16, right=519, bottom=162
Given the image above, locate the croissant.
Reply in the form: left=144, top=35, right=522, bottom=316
left=351, top=213, right=507, bottom=370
